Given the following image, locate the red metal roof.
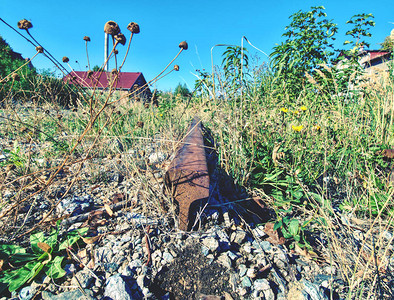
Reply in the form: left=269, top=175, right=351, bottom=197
left=369, top=50, right=390, bottom=61
left=63, top=71, right=144, bottom=90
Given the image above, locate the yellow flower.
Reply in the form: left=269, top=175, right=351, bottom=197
left=280, top=107, right=288, bottom=113
left=293, top=110, right=300, bottom=115
left=314, top=125, right=321, bottom=131
left=300, top=105, right=307, bottom=111
left=292, top=125, right=304, bottom=132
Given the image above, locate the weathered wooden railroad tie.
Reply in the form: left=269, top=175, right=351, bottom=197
left=165, top=116, right=210, bottom=231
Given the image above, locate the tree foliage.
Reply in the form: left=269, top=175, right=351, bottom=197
left=270, top=6, right=338, bottom=96
left=0, top=35, right=37, bottom=102
left=174, top=82, right=190, bottom=97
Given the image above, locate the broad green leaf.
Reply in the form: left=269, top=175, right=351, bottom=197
left=58, top=227, right=89, bottom=251
left=44, top=228, right=59, bottom=250
left=44, top=256, right=66, bottom=279
left=30, top=232, right=45, bottom=254
left=288, top=219, right=300, bottom=237
left=273, top=221, right=282, bottom=231
left=6, top=261, right=42, bottom=292
left=7, top=253, right=38, bottom=264
left=0, top=244, right=26, bottom=257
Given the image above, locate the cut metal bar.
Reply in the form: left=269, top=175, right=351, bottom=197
left=165, top=117, right=210, bottom=231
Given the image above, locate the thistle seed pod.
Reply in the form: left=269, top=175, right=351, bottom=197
left=11, top=73, right=20, bottom=81
left=104, top=21, right=120, bottom=36
left=114, top=49, right=119, bottom=55
left=111, top=68, right=118, bottom=75
left=136, top=121, right=144, bottom=128
left=17, top=19, right=32, bottom=30
left=62, top=56, right=69, bottom=63
left=114, top=33, right=126, bottom=46
left=83, top=36, right=91, bottom=42
left=127, top=22, right=140, bottom=34
left=179, top=41, right=188, bottom=50
left=36, top=46, right=43, bottom=53
left=87, top=70, right=93, bottom=77
left=174, top=65, right=179, bottom=71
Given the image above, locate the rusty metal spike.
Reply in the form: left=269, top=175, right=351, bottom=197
left=165, top=117, right=210, bottom=230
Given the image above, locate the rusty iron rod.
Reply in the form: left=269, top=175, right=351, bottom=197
left=165, top=117, right=210, bottom=231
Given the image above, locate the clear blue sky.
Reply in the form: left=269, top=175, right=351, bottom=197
left=1, top=0, right=393, bottom=91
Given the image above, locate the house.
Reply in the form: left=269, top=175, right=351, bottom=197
left=335, top=49, right=393, bottom=74
left=63, top=71, right=152, bottom=100
left=358, top=50, right=392, bottom=74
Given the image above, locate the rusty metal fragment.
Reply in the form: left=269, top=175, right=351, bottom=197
left=165, top=117, right=210, bottom=230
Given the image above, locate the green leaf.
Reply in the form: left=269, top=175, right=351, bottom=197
left=288, top=219, right=300, bottom=237
left=0, top=244, right=26, bottom=259
left=45, top=227, right=59, bottom=250
left=6, top=261, right=42, bottom=292
left=30, top=232, right=45, bottom=254
left=273, top=220, right=282, bottom=231
left=44, top=256, right=66, bottom=279
left=58, top=227, right=89, bottom=251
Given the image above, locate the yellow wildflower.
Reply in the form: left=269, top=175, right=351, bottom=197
left=292, top=125, right=304, bottom=132
left=293, top=110, right=300, bottom=115
left=300, top=105, right=307, bottom=111
left=280, top=107, right=288, bottom=113
left=314, top=125, right=321, bottom=131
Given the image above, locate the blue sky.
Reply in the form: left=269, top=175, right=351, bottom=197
left=1, top=0, right=393, bottom=91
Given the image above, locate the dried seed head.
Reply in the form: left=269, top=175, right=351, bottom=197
left=136, top=121, right=144, bottom=128
left=144, top=103, right=150, bottom=109
left=83, top=36, right=91, bottom=42
left=17, top=19, right=32, bottom=30
left=62, top=56, right=69, bottom=63
left=36, top=46, right=43, bottom=53
left=127, top=22, right=140, bottom=34
left=114, top=33, right=126, bottom=46
left=111, top=68, right=118, bottom=75
left=87, top=70, right=93, bottom=77
left=12, top=73, right=20, bottom=81
left=104, top=21, right=120, bottom=36
left=179, top=41, right=188, bottom=50
left=174, top=65, right=179, bottom=71
left=114, top=49, right=119, bottom=55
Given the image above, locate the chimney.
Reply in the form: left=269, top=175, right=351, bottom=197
left=104, top=33, right=109, bottom=72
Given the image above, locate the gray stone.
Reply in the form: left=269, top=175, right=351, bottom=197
left=252, top=226, right=266, bottom=239
left=254, top=278, right=270, bottom=291
left=136, top=275, right=146, bottom=289
left=246, top=267, right=257, bottom=279
left=71, top=270, right=95, bottom=289
left=148, top=152, right=165, bottom=164
left=242, top=242, right=252, bottom=254
left=202, top=237, right=219, bottom=252
left=239, top=264, right=247, bottom=277
left=241, top=276, right=252, bottom=288
left=302, top=279, right=327, bottom=300
left=201, top=245, right=210, bottom=256
left=63, top=264, right=77, bottom=277
left=231, top=229, right=247, bottom=244
left=260, top=241, right=272, bottom=252
left=262, top=288, right=276, bottom=300
left=94, top=247, right=114, bottom=265
left=41, top=289, right=94, bottom=300
left=104, top=274, right=134, bottom=300
left=217, top=253, right=232, bottom=269
left=227, top=251, right=238, bottom=261
left=162, top=251, right=174, bottom=263
left=19, top=286, right=36, bottom=300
